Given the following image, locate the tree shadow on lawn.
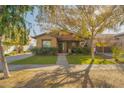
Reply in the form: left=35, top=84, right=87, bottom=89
left=7, top=64, right=57, bottom=71
left=97, top=54, right=124, bottom=74
left=104, top=56, right=124, bottom=71
left=17, top=60, right=113, bottom=88
left=115, top=63, right=124, bottom=72
left=98, top=54, right=124, bottom=71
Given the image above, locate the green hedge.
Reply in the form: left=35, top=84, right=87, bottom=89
left=31, top=47, right=58, bottom=55
left=71, top=47, right=90, bottom=54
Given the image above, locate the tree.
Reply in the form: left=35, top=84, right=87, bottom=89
left=36, top=6, right=124, bottom=87
left=37, top=6, right=90, bottom=48
left=0, top=6, right=33, bottom=78
left=111, top=39, right=124, bottom=62
left=3, top=26, right=29, bottom=54
left=37, top=6, right=124, bottom=62
left=76, top=6, right=124, bottom=61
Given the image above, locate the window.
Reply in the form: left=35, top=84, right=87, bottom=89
left=42, top=40, right=51, bottom=48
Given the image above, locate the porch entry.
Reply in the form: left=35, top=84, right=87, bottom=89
left=58, top=41, right=78, bottom=53
left=58, top=42, right=67, bottom=53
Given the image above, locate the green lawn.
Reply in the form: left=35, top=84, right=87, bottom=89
left=118, top=57, right=124, bottom=62
left=10, top=56, right=57, bottom=64
left=119, top=58, right=124, bottom=62
left=67, top=55, right=114, bottom=64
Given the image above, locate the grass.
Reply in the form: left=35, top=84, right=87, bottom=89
left=118, top=55, right=124, bottom=62
left=10, top=55, right=57, bottom=64
left=119, top=58, right=124, bottom=62
left=67, top=55, right=114, bottom=64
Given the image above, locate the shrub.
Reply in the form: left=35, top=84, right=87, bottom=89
left=112, top=46, right=123, bottom=61
left=5, top=54, right=10, bottom=56
left=31, top=47, right=58, bottom=55
left=71, top=47, right=90, bottom=54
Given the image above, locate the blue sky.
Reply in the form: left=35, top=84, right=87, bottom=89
left=25, top=7, right=124, bottom=37
left=103, top=25, right=124, bottom=34
left=25, top=7, right=42, bottom=37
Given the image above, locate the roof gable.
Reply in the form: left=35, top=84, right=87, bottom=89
left=32, top=30, right=80, bottom=41
left=32, top=30, right=75, bottom=39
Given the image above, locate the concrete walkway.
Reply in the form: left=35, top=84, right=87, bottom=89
left=6, top=53, right=33, bottom=63
left=0, top=64, right=58, bottom=71
left=97, top=52, right=112, bottom=58
left=0, top=53, right=33, bottom=70
left=56, top=53, right=68, bottom=66
left=1, top=64, right=124, bottom=71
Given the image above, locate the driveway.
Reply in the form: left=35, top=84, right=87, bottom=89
left=0, top=53, right=33, bottom=70
left=6, top=53, right=33, bottom=63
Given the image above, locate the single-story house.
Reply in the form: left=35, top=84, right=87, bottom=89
left=33, top=31, right=86, bottom=53
left=33, top=30, right=124, bottom=53
left=95, top=33, right=124, bottom=52
left=114, top=32, right=124, bottom=48
left=95, top=34, right=115, bottom=52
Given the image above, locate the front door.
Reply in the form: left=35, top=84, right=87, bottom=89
left=58, top=42, right=67, bottom=53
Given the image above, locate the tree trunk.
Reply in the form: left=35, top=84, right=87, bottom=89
left=91, top=36, right=95, bottom=62
left=16, top=45, right=23, bottom=54
left=102, top=46, right=104, bottom=54
left=0, top=37, right=10, bottom=78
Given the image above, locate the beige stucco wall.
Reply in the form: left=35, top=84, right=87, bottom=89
left=36, top=34, right=58, bottom=48
left=116, top=35, right=124, bottom=48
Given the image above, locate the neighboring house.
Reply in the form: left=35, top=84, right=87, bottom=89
left=95, top=33, right=124, bottom=52
left=114, top=32, right=124, bottom=49
left=33, top=31, right=85, bottom=53
left=95, top=34, right=115, bottom=52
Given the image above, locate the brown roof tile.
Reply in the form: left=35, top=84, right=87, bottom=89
left=57, top=35, right=79, bottom=41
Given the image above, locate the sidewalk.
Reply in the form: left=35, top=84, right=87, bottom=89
left=0, top=64, right=124, bottom=71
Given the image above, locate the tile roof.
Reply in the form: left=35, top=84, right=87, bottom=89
left=115, top=32, right=124, bottom=37
left=57, top=35, right=79, bottom=41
